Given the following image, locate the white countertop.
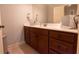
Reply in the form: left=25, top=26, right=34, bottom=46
left=24, top=23, right=78, bottom=34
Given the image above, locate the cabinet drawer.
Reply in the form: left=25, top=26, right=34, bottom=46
left=30, top=28, right=48, bottom=36
left=49, top=30, right=77, bottom=43
left=59, top=32, right=77, bottom=43
left=49, top=38, right=74, bottom=54
left=49, top=30, right=59, bottom=39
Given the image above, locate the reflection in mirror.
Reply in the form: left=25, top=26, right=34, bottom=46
left=50, top=5, right=64, bottom=23
left=62, top=4, right=78, bottom=29
left=32, top=4, right=78, bottom=24
left=64, top=4, right=77, bottom=15
left=32, top=4, right=65, bottom=23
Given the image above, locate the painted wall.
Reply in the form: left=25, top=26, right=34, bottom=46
left=1, top=4, right=32, bottom=45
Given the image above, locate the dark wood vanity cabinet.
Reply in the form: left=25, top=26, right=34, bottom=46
left=49, top=30, right=77, bottom=54
left=24, top=26, right=78, bottom=54
left=29, top=28, right=48, bottom=54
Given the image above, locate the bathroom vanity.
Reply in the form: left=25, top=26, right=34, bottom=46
left=24, top=26, right=48, bottom=53
left=24, top=24, right=78, bottom=54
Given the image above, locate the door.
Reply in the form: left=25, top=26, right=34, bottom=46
left=0, top=10, right=4, bottom=53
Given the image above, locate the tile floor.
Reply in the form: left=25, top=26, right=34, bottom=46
left=8, top=43, right=38, bottom=54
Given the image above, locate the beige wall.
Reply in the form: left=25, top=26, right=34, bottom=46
left=1, top=4, right=32, bottom=45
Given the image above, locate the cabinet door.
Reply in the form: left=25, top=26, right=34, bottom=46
left=38, top=36, right=48, bottom=54
left=24, top=26, right=30, bottom=44
left=30, top=31, right=38, bottom=50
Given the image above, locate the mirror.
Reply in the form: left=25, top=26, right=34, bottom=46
left=32, top=4, right=78, bottom=23
left=64, top=4, right=77, bottom=15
